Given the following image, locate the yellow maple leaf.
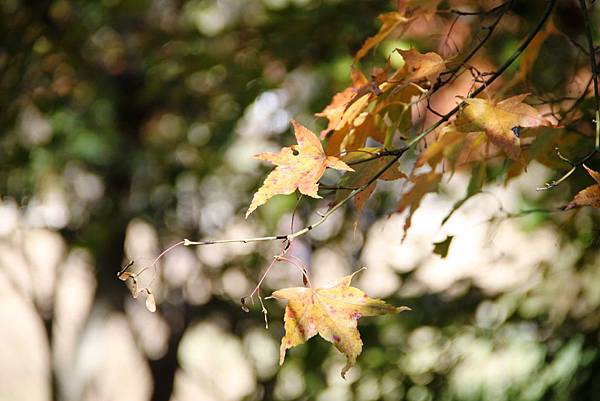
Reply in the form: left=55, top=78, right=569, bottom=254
left=565, top=165, right=600, bottom=210
left=246, top=121, right=353, bottom=217
left=271, top=270, right=410, bottom=378
left=355, top=11, right=411, bottom=62
left=461, top=94, right=550, bottom=160
left=387, top=49, right=446, bottom=85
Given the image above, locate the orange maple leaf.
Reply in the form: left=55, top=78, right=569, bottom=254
left=336, top=154, right=406, bottom=220
left=316, top=68, right=370, bottom=139
left=397, top=170, right=442, bottom=239
left=565, top=165, right=600, bottom=210
left=460, top=94, right=550, bottom=160
left=246, top=121, right=353, bottom=217
left=271, top=270, right=410, bottom=377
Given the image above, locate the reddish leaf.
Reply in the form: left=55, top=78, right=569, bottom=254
left=397, top=171, right=442, bottom=238
left=565, top=165, right=600, bottom=209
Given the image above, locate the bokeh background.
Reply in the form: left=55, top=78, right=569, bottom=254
left=1, top=0, right=600, bottom=400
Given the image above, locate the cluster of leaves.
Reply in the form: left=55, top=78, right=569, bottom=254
left=119, top=0, right=600, bottom=379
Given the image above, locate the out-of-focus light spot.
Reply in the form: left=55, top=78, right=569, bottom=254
left=0, top=276, right=50, bottom=401
left=402, top=327, right=444, bottom=378
left=124, top=218, right=159, bottom=264
left=325, top=358, right=360, bottom=386
left=381, top=372, right=405, bottom=401
left=184, top=272, right=212, bottom=305
left=210, top=94, right=240, bottom=121
left=261, top=0, right=288, bottom=10
left=317, top=386, right=352, bottom=401
left=407, top=385, right=431, bottom=401
left=236, top=90, right=291, bottom=138
left=187, top=122, right=211, bottom=146
left=24, top=228, right=65, bottom=312
left=308, top=208, right=344, bottom=241
left=19, top=105, right=53, bottom=146
left=186, top=0, right=243, bottom=37
left=77, top=314, right=152, bottom=401
left=186, top=65, right=227, bottom=95
left=310, top=248, right=350, bottom=288
left=50, top=0, right=72, bottom=20
left=243, top=327, right=279, bottom=379
left=125, top=298, right=170, bottom=360
left=143, top=112, right=186, bottom=144
left=65, top=165, right=105, bottom=202
left=0, top=199, right=19, bottom=235
left=25, top=186, right=70, bottom=229
left=196, top=242, right=228, bottom=268
left=357, top=263, right=400, bottom=299
left=221, top=268, right=251, bottom=299
left=273, top=362, right=306, bottom=400
left=33, top=36, right=52, bottom=54
left=176, top=322, right=256, bottom=401
left=86, top=26, right=127, bottom=74
left=225, top=137, right=273, bottom=172
left=54, top=249, right=97, bottom=398
left=197, top=172, right=235, bottom=234
left=450, top=329, right=544, bottom=401
left=356, top=375, right=381, bottom=401
left=174, top=143, right=200, bottom=166
left=164, top=246, right=197, bottom=288
left=475, top=300, right=507, bottom=329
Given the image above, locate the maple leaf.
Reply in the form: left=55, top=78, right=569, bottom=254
left=565, top=165, right=600, bottom=210
left=460, top=94, right=550, bottom=160
left=355, top=12, right=411, bottom=62
left=416, top=126, right=465, bottom=169
left=246, top=121, right=353, bottom=217
left=271, top=270, right=410, bottom=378
left=336, top=154, right=406, bottom=220
left=389, top=49, right=446, bottom=84
left=516, top=19, right=559, bottom=82
left=399, top=0, right=442, bottom=20
left=397, top=170, right=442, bottom=239
left=316, top=68, right=370, bottom=139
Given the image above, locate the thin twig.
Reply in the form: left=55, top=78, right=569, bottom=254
left=540, top=0, right=599, bottom=190
left=448, top=1, right=511, bottom=16
left=404, top=0, right=556, bottom=150
left=436, top=0, right=513, bottom=89
left=579, top=0, right=600, bottom=150
left=129, top=0, right=557, bottom=294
